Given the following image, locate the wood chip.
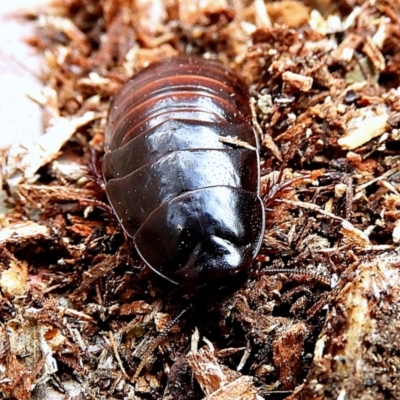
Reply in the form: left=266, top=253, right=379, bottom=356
left=204, top=376, right=257, bottom=400
left=282, top=71, right=313, bottom=92
left=0, top=221, right=51, bottom=244
left=187, top=345, right=227, bottom=396
left=5, top=112, right=98, bottom=191
left=338, top=106, right=390, bottom=150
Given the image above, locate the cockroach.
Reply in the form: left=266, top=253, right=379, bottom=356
left=102, top=56, right=265, bottom=293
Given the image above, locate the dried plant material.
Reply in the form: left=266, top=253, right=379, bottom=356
left=363, top=36, right=385, bottom=72
left=393, top=220, right=400, bottom=244
left=294, top=253, right=400, bottom=399
left=0, top=306, right=65, bottom=400
left=108, top=330, right=129, bottom=380
left=2, top=0, right=400, bottom=398
left=74, top=253, right=120, bottom=295
left=178, top=0, right=231, bottom=27
left=254, top=0, right=271, bottom=29
left=282, top=71, right=313, bottom=92
left=124, top=44, right=179, bottom=74
left=334, top=183, right=347, bottom=198
left=132, top=0, right=168, bottom=39
left=0, top=221, right=50, bottom=244
left=330, top=33, right=360, bottom=63
left=118, top=300, right=153, bottom=316
left=5, top=111, right=98, bottom=191
left=18, top=184, right=98, bottom=208
left=340, top=220, right=371, bottom=247
left=66, top=222, right=92, bottom=237
left=187, top=342, right=227, bottom=396
left=266, top=1, right=310, bottom=28
left=0, top=326, right=42, bottom=400
left=50, top=159, right=88, bottom=183
left=251, top=98, right=282, bottom=161
left=272, top=322, right=308, bottom=390
left=338, top=105, right=390, bottom=150
left=218, top=135, right=257, bottom=151
left=0, top=251, right=28, bottom=297
left=39, top=15, right=89, bottom=53
left=204, top=376, right=257, bottom=400
left=186, top=339, right=259, bottom=399
left=154, top=312, right=171, bottom=332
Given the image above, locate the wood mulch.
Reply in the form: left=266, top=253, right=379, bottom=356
left=0, top=1, right=399, bottom=399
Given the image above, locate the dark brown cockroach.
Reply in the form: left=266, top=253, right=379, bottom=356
left=102, top=56, right=265, bottom=293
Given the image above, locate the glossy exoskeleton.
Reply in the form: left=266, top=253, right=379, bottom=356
left=103, top=56, right=265, bottom=292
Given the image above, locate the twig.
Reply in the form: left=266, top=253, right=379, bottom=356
left=109, top=331, right=130, bottom=380
left=57, top=306, right=95, bottom=322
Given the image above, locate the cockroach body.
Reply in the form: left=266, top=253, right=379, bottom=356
left=103, top=56, right=265, bottom=293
